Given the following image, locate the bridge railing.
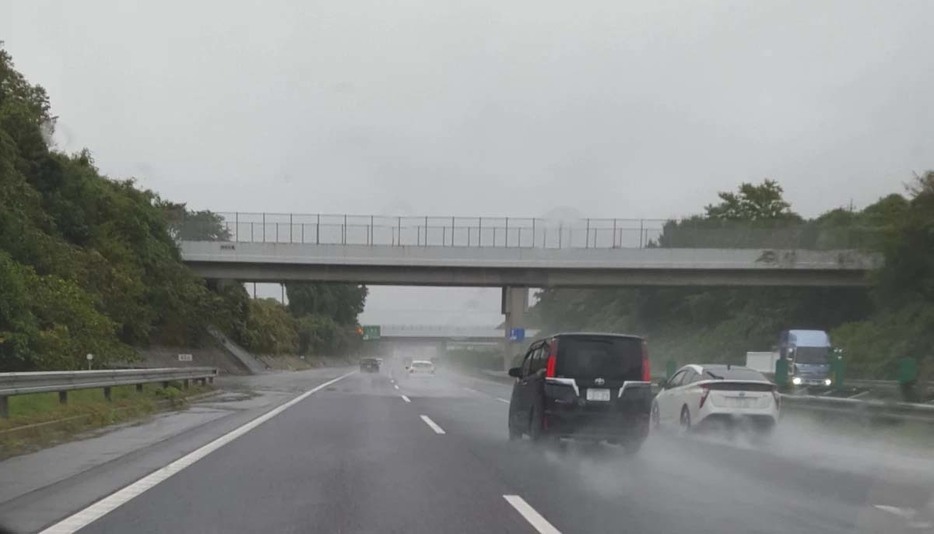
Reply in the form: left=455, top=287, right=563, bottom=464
left=175, top=212, right=878, bottom=250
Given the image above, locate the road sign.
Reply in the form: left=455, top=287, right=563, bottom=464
left=362, top=325, right=381, bottom=341
left=507, top=328, right=525, bottom=341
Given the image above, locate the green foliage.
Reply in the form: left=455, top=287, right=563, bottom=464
left=0, top=46, right=242, bottom=370
left=286, top=283, right=367, bottom=325
left=705, top=179, right=800, bottom=221
left=241, top=299, right=299, bottom=355
left=160, top=201, right=232, bottom=241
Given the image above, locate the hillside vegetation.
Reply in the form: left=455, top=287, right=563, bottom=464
left=0, top=47, right=365, bottom=370
left=530, top=177, right=934, bottom=379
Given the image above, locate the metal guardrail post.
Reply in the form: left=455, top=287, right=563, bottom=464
left=532, top=219, right=536, bottom=248
left=639, top=219, right=644, bottom=248
left=478, top=218, right=482, bottom=247
left=290, top=214, right=293, bottom=243
left=59, top=391, right=67, bottom=404
left=558, top=222, right=563, bottom=248
left=343, top=215, right=347, bottom=245
left=505, top=217, right=509, bottom=247
left=0, top=395, right=8, bottom=418
left=234, top=212, right=239, bottom=242
left=585, top=219, right=590, bottom=248
left=451, top=217, right=455, bottom=246
left=262, top=213, right=266, bottom=243
left=370, top=215, right=374, bottom=246
left=316, top=214, right=321, bottom=244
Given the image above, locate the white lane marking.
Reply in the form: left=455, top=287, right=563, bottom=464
left=38, top=371, right=357, bottom=534
left=394, top=384, right=400, bottom=390
left=495, top=397, right=510, bottom=404
left=463, top=386, right=480, bottom=394
left=503, top=495, right=561, bottom=534
left=401, top=395, right=411, bottom=403
left=419, top=415, right=446, bottom=435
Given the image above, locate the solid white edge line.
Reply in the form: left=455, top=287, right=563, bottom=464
left=495, top=397, right=510, bottom=404
left=38, top=370, right=357, bottom=534
left=503, top=495, right=562, bottom=534
left=419, top=414, right=446, bottom=434
left=462, top=386, right=480, bottom=394
left=401, top=395, right=411, bottom=403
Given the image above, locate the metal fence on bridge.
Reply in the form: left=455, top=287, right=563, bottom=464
left=175, top=212, right=877, bottom=250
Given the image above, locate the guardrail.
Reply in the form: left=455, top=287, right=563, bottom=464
left=172, top=211, right=878, bottom=250
left=780, top=394, right=934, bottom=424
left=0, top=367, right=218, bottom=418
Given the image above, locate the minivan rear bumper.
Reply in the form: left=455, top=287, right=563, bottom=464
left=544, top=410, right=650, bottom=441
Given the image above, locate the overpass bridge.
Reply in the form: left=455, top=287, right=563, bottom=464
left=177, top=212, right=880, bottom=368
left=179, top=212, right=879, bottom=288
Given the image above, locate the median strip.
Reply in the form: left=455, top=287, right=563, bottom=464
left=419, top=414, right=445, bottom=434
left=503, top=495, right=561, bottom=534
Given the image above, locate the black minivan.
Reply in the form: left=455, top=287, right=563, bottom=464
left=507, top=333, right=653, bottom=453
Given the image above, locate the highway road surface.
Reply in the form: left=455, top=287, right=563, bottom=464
left=2, top=363, right=934, bottom=533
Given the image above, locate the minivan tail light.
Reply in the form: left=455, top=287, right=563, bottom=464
left=641, top=341, right=651, bottom=382
left=545, top=340, right=558, bottom=378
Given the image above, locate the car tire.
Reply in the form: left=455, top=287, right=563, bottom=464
left=508, top=413, right=522, bottom=441
left=679, top=405, right=692, bottom=434
left=621, top=439, right=643, bottom=456
left=528, top=405, right=545, bottom=442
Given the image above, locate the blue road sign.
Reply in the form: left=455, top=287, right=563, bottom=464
left=507, top=328, right=526, bottom=341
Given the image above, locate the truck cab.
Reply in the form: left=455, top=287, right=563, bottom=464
left=780, top=330, right=834, bottom=387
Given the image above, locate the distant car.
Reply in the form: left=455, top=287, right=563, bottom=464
left=359, top=358, right=380, bottom=373
left=507, top=333, right=653, bottom=453
left=652, top=364, right=779, bottom=435
left=408, top=360, right=435, bottom=376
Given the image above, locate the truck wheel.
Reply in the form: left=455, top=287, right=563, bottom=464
left=679, top=406, right=692, bottom=434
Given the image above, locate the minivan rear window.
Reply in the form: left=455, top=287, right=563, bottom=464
left=555, top=336, right=643, bottom=381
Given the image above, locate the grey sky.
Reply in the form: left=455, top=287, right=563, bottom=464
left=3, top=0, right=933, bottom=326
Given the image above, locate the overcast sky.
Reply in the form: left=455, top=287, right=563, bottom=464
left=3, top=0, right=933, bottom=326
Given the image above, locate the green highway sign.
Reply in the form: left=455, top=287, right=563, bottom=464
left=362, top=325, right=381, bottom=341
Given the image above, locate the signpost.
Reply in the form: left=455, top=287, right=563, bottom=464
left=362, top=325, right=381, bottom=341
left=178, top=354, right=193, bottom=362
left=86, top=353, right=93, bottom=370
left=507, top=328, right=525, bottom=342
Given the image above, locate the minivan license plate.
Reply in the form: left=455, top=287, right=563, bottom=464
left=586, top=388, right=611, bottom=401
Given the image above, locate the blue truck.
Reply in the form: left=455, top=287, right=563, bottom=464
left=746, top=330, right=836, bottom=387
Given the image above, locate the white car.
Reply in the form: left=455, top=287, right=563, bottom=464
left=408, top=360, right=435, bottom=376
left=652, top=364, right=779, bottom=435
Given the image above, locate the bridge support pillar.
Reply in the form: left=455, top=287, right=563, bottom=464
left=502, top=286, right=529, bottom=371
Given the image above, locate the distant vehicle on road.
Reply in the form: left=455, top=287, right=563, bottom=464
left=746, top=330, right=836, bottom=387
left=506, top=333, right=653, bottom=453
left=652, top=364, right=779, bottom=436
left=408, top=360, right=435, bottom=376
left=359, top=358, right=380, bottom=373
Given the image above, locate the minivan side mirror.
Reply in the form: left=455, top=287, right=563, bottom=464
left=508, top=367, right=522, bottom=378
